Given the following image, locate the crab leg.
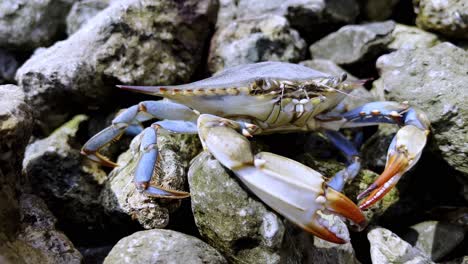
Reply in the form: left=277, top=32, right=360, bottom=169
left=81, top=100, right=198, bottom=166
left=198, top=114, right=366, bottom=243
left=325, top=130, right=361, bottom=192
left=336, top=101, right=430, bottom=209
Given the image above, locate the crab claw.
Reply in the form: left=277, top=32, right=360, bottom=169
left=81, top=124, right=127, bottom=167
left=358, top=125, right=428, bottom=209
left=235, top=152, right=367, bottom=244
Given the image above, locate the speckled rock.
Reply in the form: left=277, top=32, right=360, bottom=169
left=217, top=0, right=359, bottom=43
left=368, top=227, right=434, bottom=264
left=389, top=23, right=441, bottom=50
left=22, top=115, right=108, bottom=234
left=0, top=50, right=19, bottom=84
left=309, top=21, right=395, bottom=65
left=104, top=229, right=227, bottom=264
left=208, top=15, right=306, bottom=73
left=100, top=132, right=200, bottom=229
left=414, top=0, right=468, bottom=39
left=359, top=0, right=400, bottom=21
left=188, top=151, right=362, bottom=263
left=375, top=43, right=468, bottom=175
left=0, top=84, right=32, bottom=241
left=0, top=194, right=82, bottom=264
left=403, top=221, right=465, bottom=261
left=0, top=0, right=72, bottom=50
left=66, top=0, right=110, bottom=35
left=16, top=0, right=218, bottom=133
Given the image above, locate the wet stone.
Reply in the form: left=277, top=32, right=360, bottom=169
left=389, top=23, right=441, bottom=50
left=208, top=15, right=306, bottom=73
left=66, top=0, right=110, bottom=35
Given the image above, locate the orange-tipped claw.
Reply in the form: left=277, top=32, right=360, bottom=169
left=325, top=187, right=367, bottom=231
left=303, top=214, right=349, bottom=244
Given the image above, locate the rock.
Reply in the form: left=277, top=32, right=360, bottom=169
left=403, top=221, right=465, bottom=261
left=100, top=132, right=200, bottom=229
left=389, top=24, right=441, bottom=50
left=0, top=84, right=32, bottom=240
left=0, top=194, right=82, bottom=264
left=217, top=0, right=359, bottom=43
left=414, top=0, right=468, bottom=40
left=300, top=59, right=357, bottom=79
left=208, top=15, right=306, bottom=73
left=16, top=0, right=218, bottom=133
left=309, top=21, right=395, bottom=66
left=66, top=0, right=110, bottom=35
left=0, top=0, right=72, bottom=50
left=22, top=115, right=108, bottom=236
left=104, top=229, right=227, bottom=264
left=368, top=227, right=434, bottom=264
left=360, top=0, right=400, bottom=21
left=0, top=50, right=19, bottom=84
left=375, top=43, right=468, bottom=175
left=188, top=151, right=363, bottom=263
left=361, top=124, right=398, bottom=170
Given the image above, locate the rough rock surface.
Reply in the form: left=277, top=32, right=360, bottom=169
left=0, top=50, right=19, bottom=84
left=66, top=0, right=110, bottom=35
left=16, top=0, right=218, bottom=133
left=0, top=85, right=33, bottom=245
left=0, top=0, right=72, bottom=50
left=309, top=21, right=395, bottom=65
left=104, top=229, right=227, bottom=264
left=403, top=221, right=465, bottom=261
left=360, top=0, right=400, bottom=21
left=188, top=152, right=362, bottom=263
left=100, top=132, right=200, bottom=229
left=217, top=0, right=359, bottom=42
left=208, top=15, right=306, bottom=73
left=414, top=0, right=468, bottom=39
left=389, top=23, right=441, bottom=50
left=368, top=227, right=434, bottom=264
left=22, top=115, right=108, bottom=233
left=375, top=42, right=468, bottom=175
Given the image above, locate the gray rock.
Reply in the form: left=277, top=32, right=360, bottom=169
left=403, top=221, right=465, bottom=261
left=368, top=227, right=434, bottom=264
left=22, top=115, right=108, bottom=230
left=103, top=229, right=227, bottom=264
left=0, top=84, right=32, bottom=241
left=414, top=0, right=468, bottom=40
left=188, top=152, right=362, bottom=263
left=309, top=21, right=395, bottom=65
left=0, top=0, right=72, bottom=50
left=208, top=15, right=306, bottom=73
left=100, top=132, right=200, bottom=229
left=66, top=0, right=110, bottom=35
left=300, top=59, right=357, bottom=79
left=361, top=124, right=398, bottom=170
left=16, top=0, right=218, bottom=133
left=389, top=23, right=441, bottom=50
left=0, top=194, right=82, bottom=264
left=217, top=0, right=359, bottom=42
left=360, top=0, right=400, bottom=21
left=0, top=50, right=19, bottom=84
left=375, top=42, right=468, bottom=175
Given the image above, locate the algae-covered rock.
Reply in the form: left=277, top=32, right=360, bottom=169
left=16, top=0, right=218, bottom=133
left=23, top=115, right=108, bottom=232
left=389, top=23, right=441, bottom=50
left=403, top=221, right=465, bottom=261
left=0, top=0, right=72, bottom=50
left=368, top=227, right=434, bottom=264
left=414, top=0, right=468, bottom=39
left=309, top=21, right=395, bottom=66
left=208, top=15, right=306, bottom=73
left=100, top=132, right=200, bottom=229
left=104, top=229, right=227, bottom=264
left=375, top=43, right=468, bottom=175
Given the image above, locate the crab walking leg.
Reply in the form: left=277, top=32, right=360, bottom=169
left=337, top=101, right=430, bottom=209
left=133, top=121, right=197, bottom=198
left=325, top=131, right=361, bottom=192
left=81, top=100, right=198, bottom=167
left=197, top=114, right=366, bottom=244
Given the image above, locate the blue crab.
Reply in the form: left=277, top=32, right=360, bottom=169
left=82, top=62, right=430, bottom=243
